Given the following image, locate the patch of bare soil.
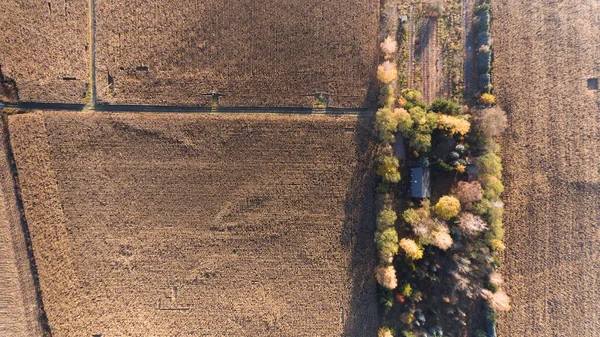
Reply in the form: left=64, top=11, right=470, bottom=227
left=493, top=0, right=600, bottom=336
left=8, top=111, right=378, bottom=336
left=419, top=16, right=442, bottom=104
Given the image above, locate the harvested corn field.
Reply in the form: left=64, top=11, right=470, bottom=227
left=94, top=0, right=379, bottom=107
left=493, top=0, right=600, bottom=336
left=8, top=111, right=377, bottom=336
left=0, top=124, right=43, bottom=337
left=0, top=0, right=89, bottom=103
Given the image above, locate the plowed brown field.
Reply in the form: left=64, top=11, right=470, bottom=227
left=0, top=0, right=89, bottom=103
left=493, top=1, right=600, bottom=336
left=0, top=124, right=43, bottom=337
left=94, top=0, right=379, bottom=108
left=8, top=111, right=377, bottom=336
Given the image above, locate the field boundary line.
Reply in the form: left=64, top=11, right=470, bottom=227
left=1, top=103, right=375, bottom=115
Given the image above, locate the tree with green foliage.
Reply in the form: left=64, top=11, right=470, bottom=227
left=376, top=155, right=401, bottom=183
left=375, top=227, right=399, bottom=262
left=377, top=208, right=397, bottom=231
left=429, top=98, right=461, bottom=115
left=477, top=153, right=502, bottom=178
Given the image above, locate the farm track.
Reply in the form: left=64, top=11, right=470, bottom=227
left=494, top=0, right=600, bottom=336
left=408, top=5, right=415, bottom=88
left=462, top=0, right=477, bottom=100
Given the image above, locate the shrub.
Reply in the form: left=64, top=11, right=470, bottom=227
left=424, top=0, right=444, bottom=17
left=396, top=108, right=414, bottom=136
left=431, top=229, right=453, bottom=250
left=475, top=330, right=487, bottom=337
left=401, top=283, right=412, bottom=297
left=379, top=84, right=396, bottom=108
left=399, top=238, right=424, bottom=260
left=477, top=107, right=507, bottom=138
left=481, top=288, right=511, bottom=312
left=410, top=133, right=432, bottom=154
left=438, top=114, right=471, bottom=136
left=476, top=3, right=490, bottom=15
left=376, top=155, right=401, bottom=183
left=454, top=181, right=483, bottom=209
left=489, top=271, right=504, bottom=287
left=429, top=98, right=461, bottom=115
left=480, top=93, right=496, bottom=105
left=478, top=74, right=491, bottom=91
left=478, top=44, right=491, bottom=53
left=489, top=238, right=506, bottom=252
left=457, top=212, right=488, bottom=235
left=477, top=51, right=492, bottom=73
left=376, top=265, right=398, bottom=290
left=380, top=36, right=398, bottom=56
left=410, top=107, right=439, bottom=133
left=375, top=228, right=400, bottom=261
left=376, top=107, right=399, bottom=143
left=378, top=61, right=398, bottom=84
left=377, top=208, right=397, bottom=231
left=434, top=196, right=461, bottom=220
left=481, top=175, right=504, bottom=200
left=472, top=197, right=492, bottom=216
left=380, top=290, right=394, bottom=309
left=402, top=207, right=430, bottom=225
left=378, top=327, right=394, bottom=337
left=478, top=12, right=490, bottom=31
left=477, top=31, right=491, bottom=46
left=401, top=89, right=423, bottom=104
left=477, top=153, right=502, bottom=178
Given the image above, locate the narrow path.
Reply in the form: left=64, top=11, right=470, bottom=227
left=408, top=5, right=415, bottom=88
left=463, top=0, right=477, bottom=101
left=88, top=0, right=97, bottom=106
left=1, top=102, right=373, bottom=115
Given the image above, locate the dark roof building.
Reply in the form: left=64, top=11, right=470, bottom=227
left=411, top=167, right=431, bottom=198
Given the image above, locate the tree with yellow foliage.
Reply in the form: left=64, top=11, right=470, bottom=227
left=376, top=155, right=401, bottom=183
left=438, top=114, right=471, bottom=136
left=434, top=196, right=462, bottom=220
left=480, top=93, right=495, bottom=105
left=399, top=238, right=424, bottom=260
left=377, top=61, right=398, bottom=84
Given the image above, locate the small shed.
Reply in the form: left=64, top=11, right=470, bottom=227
left=411, top=168, right=430, bottom=198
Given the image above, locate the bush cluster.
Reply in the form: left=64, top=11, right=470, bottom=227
left=396, top=103, right=439, bottom=155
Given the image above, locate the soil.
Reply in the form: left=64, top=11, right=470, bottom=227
left=0, top=0, right=89, bottom=103
left=462, top=0, right=477, bottom=101
left=94, top=0, right=380, bottom=108
left=419, top=16, right=442, bottom=104
left=7, top=111, right=378, bottom=337
left=0, top=122, right=43, bottom=337
left=493, top=0, right=600, bottom=336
